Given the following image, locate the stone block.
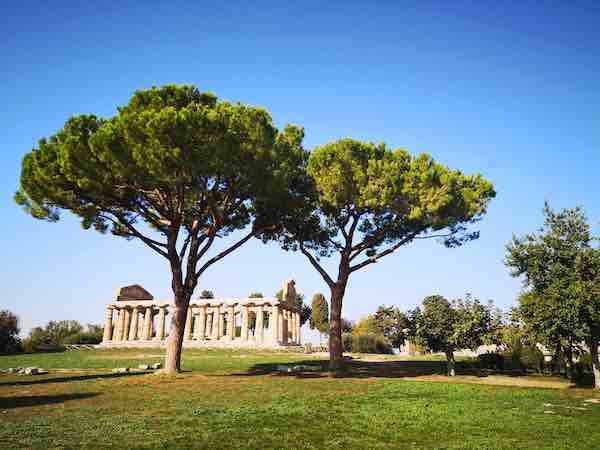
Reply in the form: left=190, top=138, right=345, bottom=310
left=24, top=367, right=39, bottom=375
left=138, top=364, right=150, bottom=370
left=112, top=367, right=130, bottom=373
left=151, top=363, right=162, bottom=370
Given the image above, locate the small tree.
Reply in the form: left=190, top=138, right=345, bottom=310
left=352, top=315, right=379, bottom=335
left=16, top=85, right=305, bottom=373
left=46, top=320, right=84, bottom=346
left=373, top=305, right=409, bottom=349
left=275, top=139, right=495, bottom=369
left=409, top=294, right=495, bottom=376
left=310, top=293, right=329, bottom=345
left=0, top=310, right=21, bottom=354
left=199, top=290, right=214, bottom=299
left=506, top=204, right=600, bottom=387
left=23, top=320, right=88, bottom=350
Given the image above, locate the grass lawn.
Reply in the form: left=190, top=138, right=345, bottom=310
left=1, top=349, right=599, bottom=449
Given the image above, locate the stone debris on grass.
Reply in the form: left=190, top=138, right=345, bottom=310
left=112, top=364, right=161, bottom=373
left=4, top=367, right=49, bottom=376
left=543, top=410, right=555, bottom=414
left=276, top=364, right=322, bottom=374
left=583, top=398, right=600, bottom=404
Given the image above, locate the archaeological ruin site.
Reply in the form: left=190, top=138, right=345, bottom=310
left=101, top=280, right=302, bottom=348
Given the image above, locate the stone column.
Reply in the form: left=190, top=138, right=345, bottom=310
left=271, top=305, right=280, bottom=344
left=184, top=306, right=193, bottom=340
left=278, top=308, right=285, bottom=343
left=255, top=305, right=264, bottom=343
left=122, top=308, right=132, bottom=342
left=218, top=307, right=225, bottom=338
left=143, top=306, right=153, bottom=340
left=241, top=305, right=249, bottom=341
left=196, top=306, right=206, bottom=340
left=114, top=308, right=124, bottom=341
left=205, top=312, right=213, bottom=337
left=137, top=309, right=144, bottom=338
left=157, top=305, right=167, bottom=340
left=211, top=306, right=220, bottom=339
left=296, top=311, right=301, bottom=345
left=128, top=306, right=140, bottom=341
left=227, top=305, right=235, bottom=339
left=290, top=310, right=296, bottom=344
left=103, top=306, right=114, bottom=342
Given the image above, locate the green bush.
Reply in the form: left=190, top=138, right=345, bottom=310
left=520, top=345, right=545, bottom=373
left=578, top=352, right=593, bottom=370
left=351, top=333, right=393, bottom=354
left=477, top=352, right=504, bottom=371
left=62, top=330, right=103, bottom=345
left=342, top=332, right=353, bottom=352
left=22, top=337, right=37, bottom=353
left=501, top=345, right=545, bottom=373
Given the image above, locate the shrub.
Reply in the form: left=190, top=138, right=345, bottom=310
left=342, top=332, right=353, bottom=352
left=22, top=337, right=37, bottom=353
left=0, top=310, right=22, bottom=354
left=520, top=345, right=545, bottom=373
left=478, top=351, right=504, bottom=371
left=62, top=329, right=103, bottom=345
left=352, top=333, right=393, bottom=354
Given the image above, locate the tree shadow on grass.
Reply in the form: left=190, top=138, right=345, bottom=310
left=0, top=371, right=149, bottom=387
left=0, top=392, right=100, bottom=409
left=232, top=359, right=471, bottom=379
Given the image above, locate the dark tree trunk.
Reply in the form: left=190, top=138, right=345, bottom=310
left=551, top=343, right=561, bottom=375
left=164, top=292, right=191, bottom=374
left=329, top=284, right=346, bottom=371
left=564, top=346, right=575, bottom=382
left=446, top=350, right=456, bottom=376
left=590, top=339, right=600, bottom=390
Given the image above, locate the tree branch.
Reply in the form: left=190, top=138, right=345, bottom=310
left=349, top=231, right=422, bottom=273
left=108, top=213, right=170, bottom=259
left=300, top=242, right=335, bottom=287
left=178, top=234, right=192, bottom=261
left=195, top=229, right=258, bottom=277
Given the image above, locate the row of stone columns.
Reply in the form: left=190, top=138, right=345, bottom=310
left=103, top=303, right=302, bottom=345
left=103, top=305, right=168, bottom=342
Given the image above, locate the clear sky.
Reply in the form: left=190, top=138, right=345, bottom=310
left=1, top=1, right=598, bottom=339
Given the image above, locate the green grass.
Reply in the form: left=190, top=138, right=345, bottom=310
left=1, top=349, right=599, bottom=449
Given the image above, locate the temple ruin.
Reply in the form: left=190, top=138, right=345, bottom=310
left=101, top=280, right=302, bottom=348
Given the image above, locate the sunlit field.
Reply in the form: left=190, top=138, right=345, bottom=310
left=1, top=348, right=599, bottom=449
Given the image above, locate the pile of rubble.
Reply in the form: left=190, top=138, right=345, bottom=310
left=3, top=367, right=48, bottom=375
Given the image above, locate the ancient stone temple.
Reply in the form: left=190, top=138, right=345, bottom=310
left=100, top=280, right=302, bottom=348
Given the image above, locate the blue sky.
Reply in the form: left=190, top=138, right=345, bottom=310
left=1, top=1, right=598, bottom=338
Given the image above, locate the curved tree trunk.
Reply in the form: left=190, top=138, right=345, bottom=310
left=164, top=293, right=190, bottom=374
left=446, top=350, right=456, bottom=376
left=329, top=285, right=345, bottom=371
